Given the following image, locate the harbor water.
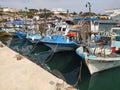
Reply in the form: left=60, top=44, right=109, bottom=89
left=1, top=36, right=120, bottom=90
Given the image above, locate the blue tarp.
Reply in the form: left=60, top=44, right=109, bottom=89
left=6, top=20, right=31, bottom=25
left=73, top=17, right=100, bottom=21
left=73, top=18, right=83, bottom=20
left=84, top=17, right=100, bottom=20
left=6, top=21, right=23, bottom=25
left=6, top=21, right=14, bottom=24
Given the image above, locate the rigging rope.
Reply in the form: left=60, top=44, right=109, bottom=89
left=73, top=60, right=82, bottom=87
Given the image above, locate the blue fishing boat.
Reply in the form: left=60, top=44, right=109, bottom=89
left=39, top=35, right=79, bottom=52
left=26, top=33, right=42, bottom=43
left=16, top=30, right=26, bottom=39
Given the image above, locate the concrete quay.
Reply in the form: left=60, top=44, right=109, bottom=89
left=0, top=42, right=76, bottom=90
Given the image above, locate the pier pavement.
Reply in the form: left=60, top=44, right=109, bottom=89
left=0, top=41, right=76, bottom=90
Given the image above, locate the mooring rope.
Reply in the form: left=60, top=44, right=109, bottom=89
left=45, top=50, right=54, bottom=63
left=45, top=43, right=58, bottom=63
left=53, top=42, right=59, bottom=52
left=73, top=60, right=82, bottom=87
left=30, top=40, right=39, bottom=53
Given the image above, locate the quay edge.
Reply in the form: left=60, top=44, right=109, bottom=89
left=0, top=41, right=76, bottom=90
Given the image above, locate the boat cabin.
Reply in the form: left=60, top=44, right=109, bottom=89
left=110, top=27, right=120, bottom=35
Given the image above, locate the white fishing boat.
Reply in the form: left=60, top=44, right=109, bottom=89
left=76, top=44, right=120, bottom=75
left=76, top=19, right=120, bottom=75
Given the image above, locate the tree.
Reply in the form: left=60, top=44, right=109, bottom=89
left=39, top=11, right=54, bottom=18
left=59, top=12, right=66, bottom=16
left=82, top=12, right=96, bottom=17
left=39, top=9, right=43, bottom=12
left=79, top=11, right=83, bottom=15
left=27, top=12, right=34, bottom=18
left=25, top=7, right=27, bottom=12
left=72, top=11, right=77, bottom=15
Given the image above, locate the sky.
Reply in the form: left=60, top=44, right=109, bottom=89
left=0, top=0, right=120, bottom=14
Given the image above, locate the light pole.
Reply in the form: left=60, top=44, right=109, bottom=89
left=86, top=2, right=91, bottom=17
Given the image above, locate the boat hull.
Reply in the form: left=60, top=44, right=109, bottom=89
left=86, top=60, right=120, bottom=75
left=76, top=46, right=120, bottom=75
left=16, top=31, right=26, bottom=39
left=0, top=31, right=11, bottom=36
left=26, top=34, right=42, bottom=44
left=39, top=35, right=78, bottom=52
left=45, top=43, right=77, bottom=52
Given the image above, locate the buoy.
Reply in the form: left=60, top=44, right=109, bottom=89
left=111, top=46, right=116, bottom=53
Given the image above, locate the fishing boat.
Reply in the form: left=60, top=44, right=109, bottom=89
left=76, top=18, right=120, bottom=75
left=26, top=31, right=42, bottom=43
left=16, top=30, right=26, bottom=39
left=4, top=28, right=16, bottom=36
left=36, top=19, right=79, bottom=52
left=39, top=35, right=78, bottom=52
left=76, top=39, right=120, bottom=75
left=0, top=28, right=11, bottom=36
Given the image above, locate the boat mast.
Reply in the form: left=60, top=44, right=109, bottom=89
left=86, top=2, right=91, bottom=46
left=44, top=8, right=47, bottom=36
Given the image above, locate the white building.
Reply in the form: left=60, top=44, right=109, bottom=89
left=10, top=8, right=20, bottom=12
left=2, top=7, right=10, bottom=12
left=0, top=7, right=20, bottom=12
left=51, top=8, right=67, bottom=14
left=105, top=8, right=120, bottom=17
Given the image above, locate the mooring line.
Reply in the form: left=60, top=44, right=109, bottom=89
left=30, top=40, right=39, bottom=53
left=45, top=43, right=58, bottom=63
left=73, top=60, right=82, bottom=87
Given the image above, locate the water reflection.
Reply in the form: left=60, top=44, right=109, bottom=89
left=46, top=51, right=82, bottom=85
left=88, top=67, right=120, bottom=90
left=77, top=66, right=120, bottom=90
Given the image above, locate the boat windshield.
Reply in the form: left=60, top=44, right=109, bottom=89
left=112, top=29, right=120, bottom=35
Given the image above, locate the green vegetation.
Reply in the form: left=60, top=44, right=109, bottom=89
left=0, top=7, right=108, bottom=21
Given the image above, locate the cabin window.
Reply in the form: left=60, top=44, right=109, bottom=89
left=62, top=28, right=66, bottom=31
left=112, top=29, right=120, bottom=34
left=58, top=27, right=62, bottom=31
left=56, top=27, right=61, bottom=31
left=116, top=36, right=120, bottom=41
left=94, top=22, right=99, bottom=25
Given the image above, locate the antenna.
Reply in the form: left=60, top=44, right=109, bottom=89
left=86, top=2, right=91, bottom=17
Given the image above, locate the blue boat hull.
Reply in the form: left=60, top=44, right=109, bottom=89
left=26, top=34, right=42, bottom=43
left=16, top=31, right=26, bottom=39
left=39, top=35, right=79, bottom=52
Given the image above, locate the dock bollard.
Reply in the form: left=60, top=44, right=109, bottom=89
left=0, top=42, right=4, bottom=48
left=16, top=54, right=23, bottom=60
